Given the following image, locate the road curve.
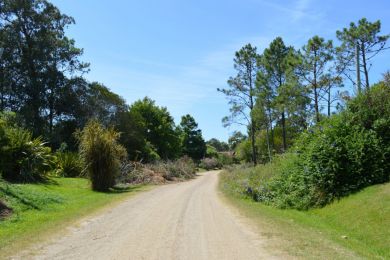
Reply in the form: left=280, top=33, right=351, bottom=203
left=19, top=171, right=275, bottom=260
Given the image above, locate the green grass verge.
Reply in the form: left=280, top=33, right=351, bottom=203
left=219, top=170, right=389, bottom=259
left=0, top=178, right=149, bottom=257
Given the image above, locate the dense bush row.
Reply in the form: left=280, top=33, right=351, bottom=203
left=0, top=114, right=201, bottom=191
left=229, top=83, right=390, bottom=209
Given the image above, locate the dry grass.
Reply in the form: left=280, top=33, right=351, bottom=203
left=118, top=157, right=197, bottom=184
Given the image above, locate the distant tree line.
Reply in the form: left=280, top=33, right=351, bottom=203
left=220, top=18, right=389, bottom=165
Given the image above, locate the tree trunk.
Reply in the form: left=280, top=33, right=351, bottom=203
left=0, top=66, right=4, bottom=111
left=265, top=125, right=272, bottom=162
left=314, top=85, right=320, bottom=122
left=281, top=110, right=287, bottom=152
left=248, top=66, right=257, bottom=166
left=361, top=43, right=370, bottom=90
left=327, top=86, right=331, bottom=116
left=250, top=122, right=257, bottom=166
left=313, top=58, right=320, bottom=122
left=266, top=100, right=274, bottom=150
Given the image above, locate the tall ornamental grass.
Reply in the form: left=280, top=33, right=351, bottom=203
left=77, top=120, right=126, bottom=191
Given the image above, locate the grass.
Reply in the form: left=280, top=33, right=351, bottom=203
left=219, top=169, right=390, bottom=259
left=0, top=177, right=149, bottom=257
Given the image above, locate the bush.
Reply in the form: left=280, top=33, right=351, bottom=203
left=77, top=120, right=127, bottom=191
left=217, top=152, right=235, bottom=166
left=117, top=157, right=196, bottom=184
left=205, top=145, right=218, bottom=158
left=148, top=156, right=197, bottom=181
left=0, top=116, right=54, bottom=182
left=199, top=157, right=221, bottom=170
left=55, top=152, right=85, bottom=177
left=235, top=139, right=252, bottom=163
left=230, top=84, right=390, bottom=210
left=254, top=115, right=388, bottom=209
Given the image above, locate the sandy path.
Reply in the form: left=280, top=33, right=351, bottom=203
left=17, top=171, right=276, bottom=260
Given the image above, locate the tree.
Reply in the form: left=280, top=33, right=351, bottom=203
left=129, top=97, right=180, bottom=160
left=251, top=96, right=272, bottom=161
left=206, top=138, right=229, bottom=152
left=228, top=131, right=246, bottom=150
left=336, top=18, right=389, bottom=91
left=261, top=37, right=295, bottom=151
left=84, top=82, right=128, bottom=126
left=179, top=115, right=206, bottom=161
left=218, top=44, right=259, bottom=165
left=321, top=74, right=343, bottom=117
left=48, top=81, right=128, bottom=150
left=298, top=36, right=334, bottom=122
left=0, top=0, right=88, bottom=138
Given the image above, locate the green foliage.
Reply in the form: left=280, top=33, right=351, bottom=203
left=85, top=82, right=128, bottom=126
left=179, top=114, right=206, bottom=161
left=288, top=116, right=386, bottom=208
left=228, top=83, right=390, bottom=209
left=219, top=44, right=260, bottom=164
left=216, top=152, right=235, bottom=166
left=128, top=97, right=181, bottom=160
left=206, top=138, right=229, bottom=152
left=0, top=114, right=54, bottom=182
left=220, top=169, right=390, bottom=259
left=0, top=0, right=88, bottom=137
left=77, top=120, right=127, bottom=191
left=228, top=131, right=246, bottom=150
left=204, top=142, right=235, bottom=169
left=298, top=35, right=335, bottom=122
left=55, top=152, right=84, bottom=178
left=205, top=144, right=218, bottom=158
left=235, top=139, right=252, bottom=163
left=235, top=140, right=252, bottom=162
left=336, top=18, right=389, bottom=89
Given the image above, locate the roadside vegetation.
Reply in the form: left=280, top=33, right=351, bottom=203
left=234, top=83, right=389, bottom=210
left=220, top=170, right=390, bottom=259
left=218, top=16, right=389, bottom=259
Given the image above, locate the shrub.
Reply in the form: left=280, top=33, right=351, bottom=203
left=217, top=152, right=235, bottom=166
left=77, top=120, right=127, bottom=191
left=0, top=121, right=54, bottom=182
left=229, top=84, right=390, bottom=210
left=298, top=116, right=386, bottom=205
left=165, top=156, right=196, bottom=179
left=199, top=157, right=221, bottom=170
left=117, top=157, right=196, bottom=184
left=205, top=145, right=218, bottom=158
left=148, top=156, right=196, bottom=181
left=55, top=152, right=85, bottom=177
left=253, top=115, right=388, bottom=209
left=235, top=139, right=252, bottom=163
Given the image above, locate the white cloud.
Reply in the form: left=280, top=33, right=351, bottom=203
left=250, top=0, right=323, bottom=23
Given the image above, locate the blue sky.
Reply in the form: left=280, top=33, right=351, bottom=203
left=51, top=0, right=390, bottom=141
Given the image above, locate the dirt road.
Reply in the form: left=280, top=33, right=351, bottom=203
left=20, top=171, right=276, bottom=260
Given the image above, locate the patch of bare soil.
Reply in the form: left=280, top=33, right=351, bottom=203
left=0, top=200, right=12, bottom=220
